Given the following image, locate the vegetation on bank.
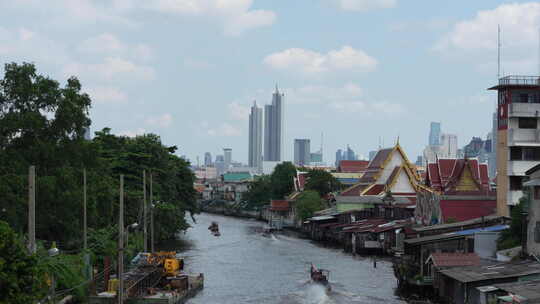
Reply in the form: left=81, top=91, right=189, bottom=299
left=497, top=192, right=527, bottom=250
left=0, top=62, right=197, bottom=302
left=242, top=164, right=340, bottom=217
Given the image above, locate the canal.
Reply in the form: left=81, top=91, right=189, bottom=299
left=176, top=213, right=406, bottom=304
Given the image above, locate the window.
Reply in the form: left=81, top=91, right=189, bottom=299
left=511, top=147, right=522, bottom=160
left=535, top=222, right=540, bottom=243
left=509, top=176, right=523, bottom=191
left=519, top=117, right=537, bottom=129
left=534, top=186, right=540, bottom=200
left=524, top=148, right=540, bottom=161
left=520, top=93, right=529, bottom=103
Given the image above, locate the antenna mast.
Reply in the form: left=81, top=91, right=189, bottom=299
left=497, top=24, right=501, bottom=79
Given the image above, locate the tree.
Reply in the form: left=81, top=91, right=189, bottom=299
left=295, top=190, right=325, bottom=220
left=0, top=221, right=45, bottom=304
left=270, top=162, right=297, bottom=199
left=304, top=169, right=341, bottom=197
left=243, top=175, right=272, bottom=209
left=497, top=192, right=528, bottom=250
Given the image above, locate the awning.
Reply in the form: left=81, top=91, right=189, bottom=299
left=523, top=179, right=540, bottom=187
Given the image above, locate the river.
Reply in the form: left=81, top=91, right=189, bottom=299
left=177, top=213, right=407, bottom=304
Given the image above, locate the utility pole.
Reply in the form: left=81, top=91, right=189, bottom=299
left=28, top=165, right=36, bottom=254
left=150, top=172, right=154, bottom=253
left=143, top=170, right=147, bottom=252
left=83, top=168, right=87, bottom=250
left=118, top=175, right=124, bottom=304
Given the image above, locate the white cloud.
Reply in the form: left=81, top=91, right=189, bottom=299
left=227, top=102, right=250, bottom=121
left=118, top=128, right=146, bottom=137
left=78, top=33, right=154, bottom=61
left=63, top=57, right=156, bottom=82
left=86, top=86, right=128, bottom=104
left=334, top=0, right=397, bottom=12
left=145, top=113, right=173, bottom=128
left=206, top=123, right=242, bottom=137
left=434, top=2, right=540, bottom=73
left=264, top=46, right=377, bottom=75
left=78, top=33, right=126, bottom=54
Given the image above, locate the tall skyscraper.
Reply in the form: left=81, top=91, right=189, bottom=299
left=264, top=86, right=284, bottom=161
left=294, top=139, right=310, bottom=166
left=215, top=155, right=225, bottom=175
left=369, top=150, right=377, bottom=161
left=248, top=101, right=263, bottom=172
left=440, top=133, right=458, bottom=158
left=204, top=152, right=213, bottom=167
left=223, top=148, right=232, bottom=172
left=345, top=145, right=357, bottom=161
left=429, top=122, right=441, bottom=146
left=335, top=149, right=343, bottom=167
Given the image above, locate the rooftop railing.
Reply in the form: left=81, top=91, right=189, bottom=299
left=499, top=76, right=540, bottom=86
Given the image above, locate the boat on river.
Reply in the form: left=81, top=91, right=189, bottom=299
left=208, top=221, right=220, bottom=236
left=310, top=264, right=331, bottom=291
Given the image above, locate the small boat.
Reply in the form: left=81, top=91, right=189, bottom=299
left=208, top=222, right=220, bottom=236
left=310, top=264, right=331, bottom=291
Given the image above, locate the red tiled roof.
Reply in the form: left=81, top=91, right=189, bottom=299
left=363, top=184, right=385, bottom=195
left=340, top=183, right=367, bottom=196
left=440, top=199, right=496, bottom=223
left=270, top=200, right=290, bottom=211
left=429, top=253, right=480, bottom=268
left=368, top=148, right=393, bottom=169
left=427, top=158, right=490, bottom=193
left=338, top=160, right=369, bottom=173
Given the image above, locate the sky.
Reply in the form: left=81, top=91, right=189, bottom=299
left=1, top=0, right=540, bottom=165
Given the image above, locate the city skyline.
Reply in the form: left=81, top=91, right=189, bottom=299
left=3, top=1, right=538, bottom=164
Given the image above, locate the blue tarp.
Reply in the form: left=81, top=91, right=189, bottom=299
left=453, top=224, right=509, bottom=236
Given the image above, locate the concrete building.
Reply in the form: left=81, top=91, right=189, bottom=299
left=223, top=148, right=232, bottom=172
left=248, top=101, right=263, bottom=172
left=489, top=111, right=498, bottom=178
left=335, top=149, right=343, bottom=167
left=294, top=139, right=310, bottom=166
left=490, top=75, right=540, bottom=216
left=345, top=145, right=357, bottom=161
left=264, top=86, right=284, bottom=161
left=204, top=152, right=212, bottom=167
left=215, top=154, right=225, bottom=175
left=440, top=133, right=458, bottom=158
left=524, top=164, right=540, bottom=257
left=310, top=150, right=323, bottom=164
left=429, top=122, right=441, bottom=146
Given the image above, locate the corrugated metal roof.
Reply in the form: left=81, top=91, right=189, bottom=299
left=439, top=261, right=540, bottom=283
left=494, top=280, right=540, bottom=301
left=405, top=225, right=509, bottom=245
left=427, top=253, right=480, bottom=268
left=413, top=215, right=507, bottom=232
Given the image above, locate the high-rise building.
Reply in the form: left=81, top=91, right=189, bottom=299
left=440, top=133, right=458, bottom=158
left=264, top=86, right=284, bottom=161
left=335, top=149, right=343, bottom=167
left=294, top=139, right=310, bottom=166
left=429, top=122, right=441, bottom=146
left=369, top=150, right=377, bottom=161
left=491, top=75, right=540, bottom=216
left=345, top=145, right=357, bottom=161
left=223, top=148, right=232, bottom=172
left=215, top=155, right=225, bottom=175
left=204, top=152, right=213, bottom=167
left=248, top=101, right=263, bottom=172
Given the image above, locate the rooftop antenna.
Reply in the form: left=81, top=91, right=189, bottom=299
left=497, top=24, right=501, bottom=80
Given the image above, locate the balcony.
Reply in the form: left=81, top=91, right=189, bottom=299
left=509, top=103, right=540, bottom=117
left=508, top=128, right=540, bottom=145
left=499, top=76, right=540, bottom=86
left=507, top=160, right=539, bottom=175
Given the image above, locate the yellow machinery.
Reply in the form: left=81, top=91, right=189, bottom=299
left=146, top=251, right=184, bottom=277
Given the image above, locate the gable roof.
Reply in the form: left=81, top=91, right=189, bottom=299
left=439, top=261, right=540, bottom=284
left=338, top=160, right=369, bottom=173
left=426, top=158, right=490, bottom=193
left=427, top=253, right=480, bottom=268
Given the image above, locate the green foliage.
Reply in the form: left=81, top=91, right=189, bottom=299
left=304, top=169, right=341, bottom=197
left=242, top=175, right=272, bottom=209
left=270, top=162, right=297, bottom=199
left=0, top=221, right=45, bottom=304
left=295, top=190, right=325, bottom=220
left=497, top=194, right=527, bottom=250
